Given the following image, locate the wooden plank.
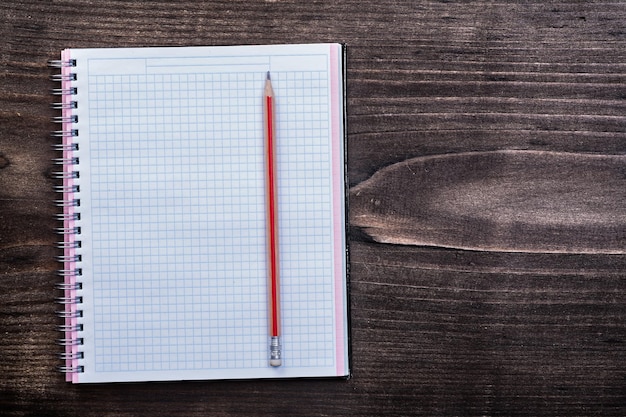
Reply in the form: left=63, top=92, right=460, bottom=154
left=0, top=0, right=625, bottom=416
left=351, top=150, right=626, bottom=253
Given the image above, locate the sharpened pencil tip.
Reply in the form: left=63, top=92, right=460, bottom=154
left=266, top=71, right=271, bottom=80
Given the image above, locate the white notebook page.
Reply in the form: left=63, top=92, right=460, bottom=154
left=66, top=44, right=347, bottom=383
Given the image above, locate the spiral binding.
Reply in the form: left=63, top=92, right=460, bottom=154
left=49, top=57, right=84, bottom=376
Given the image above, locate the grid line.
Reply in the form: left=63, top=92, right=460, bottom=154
left=86, top=68, right=336, bottom=372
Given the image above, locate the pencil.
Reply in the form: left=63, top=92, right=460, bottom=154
left=264, top=71, right=282, bottom=367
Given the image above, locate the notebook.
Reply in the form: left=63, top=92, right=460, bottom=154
left=51, top=43, right=349, bottom=383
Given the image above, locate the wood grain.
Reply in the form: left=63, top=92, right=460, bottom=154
left=351, top=150, right=626, bottom=253
left=1, top=1, right=625, bottom=416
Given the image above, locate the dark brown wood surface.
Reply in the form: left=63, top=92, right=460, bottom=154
left=1, top=1, right=625, bottom=416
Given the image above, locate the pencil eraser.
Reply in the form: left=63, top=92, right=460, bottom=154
left=270, top=359, right=282, bottom=367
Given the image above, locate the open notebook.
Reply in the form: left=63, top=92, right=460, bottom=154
left=51, top=43, right=349, bottom=383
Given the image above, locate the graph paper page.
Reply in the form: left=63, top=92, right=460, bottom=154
left=66, top=44, right=348, bottom=383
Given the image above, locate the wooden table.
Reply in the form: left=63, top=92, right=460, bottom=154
left=1, top=1, right=624, bottom=415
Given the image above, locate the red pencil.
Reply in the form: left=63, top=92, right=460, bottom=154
left=264, top=72, right=282, bottom=367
